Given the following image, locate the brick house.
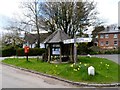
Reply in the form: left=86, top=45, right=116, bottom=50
left=98, top=27, right=120, bottom=49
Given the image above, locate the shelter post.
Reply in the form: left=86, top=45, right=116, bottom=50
left=70, top=44, right=73, bottom=62
left=59, top=44, right=62, bottom=63
left=48, top=44, right=51, bottom=63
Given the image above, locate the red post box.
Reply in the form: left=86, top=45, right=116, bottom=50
left=24, top=45, right=30, bottom=54
left=24, top=45, right=30, bottom=61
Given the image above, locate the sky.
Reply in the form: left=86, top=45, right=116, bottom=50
left=0, top=0, right=119, bottom=34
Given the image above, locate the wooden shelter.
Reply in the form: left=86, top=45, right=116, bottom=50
left=43, top=30, right=74, bottom=63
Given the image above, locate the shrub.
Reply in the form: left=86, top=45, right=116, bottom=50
left=88, top=46, right=101, bottom=55
left=104, top=50, right=118, bottom=54
left=77, top=43, right=89, bottom=55
left=118, top=47, right=120, bottom=54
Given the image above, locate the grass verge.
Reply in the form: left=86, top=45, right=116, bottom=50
left=2, top=56, right=120, bottom=84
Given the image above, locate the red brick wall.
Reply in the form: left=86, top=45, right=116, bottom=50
left=98, top=33, right=120, bottom=49
left=118, top=34, right=120, bottom=47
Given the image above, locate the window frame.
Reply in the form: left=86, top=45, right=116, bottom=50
left=105, top=34, right=109, bottom=38
left=100, top=41, right=104, bottom=46
left=114, top=34, right=118, bottom=38
left=100, top=34, right=104, bottom=39
left=106, top=41, right=109, bottom=46
left=114, top=41, right=118, bottom=46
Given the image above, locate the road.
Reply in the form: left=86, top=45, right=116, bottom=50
left=0, top=57, right=75, bottom=88
left=1, top=64, right=75, bottom=88
left=91, top=54, right=119, bottom=64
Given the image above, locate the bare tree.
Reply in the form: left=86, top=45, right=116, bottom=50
left=4, top=0, right=102, bottom=48
left=20, top=0, right=42, bottom=48
left=2, top=30, right=24, bottom=47
left=39, top=1, right=100, bottom=38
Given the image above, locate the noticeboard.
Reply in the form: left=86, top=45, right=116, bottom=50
left=52, top=48, right=60, bottom=55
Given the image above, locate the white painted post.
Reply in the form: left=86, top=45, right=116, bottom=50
left=88, top=66, right=95, bottom=76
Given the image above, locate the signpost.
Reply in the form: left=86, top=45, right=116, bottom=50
left=63, top=38, right=92, bottom=44
left=63, top=37, right=92, bottom=64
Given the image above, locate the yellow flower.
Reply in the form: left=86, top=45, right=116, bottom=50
left=84, top=64, right=87, bottom=66
left=79, top=62, right=82, bottom=64
left=55, top=65, right=58, bottom=67
left=73, top=69, right=77, bottom=72
left=77, top=68, right=80, bottom=70
left=70, top=64, right=74, bottom=67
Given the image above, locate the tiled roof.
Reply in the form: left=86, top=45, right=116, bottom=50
left=43, top=30, right=70, bottom=44
left=98, top=25, right=120, bottom=34
left=24, top=33, right=51, bottom=44
left=98, top=30, right=120, bottom=34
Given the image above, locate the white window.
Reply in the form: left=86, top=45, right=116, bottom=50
left=105, top=34, right=109, bottom=38
left=114, top=41, right=118, bottom=46
left=114, top=34, right=118, bottom=38
left=100, top=34, right=104, bottom=38
left=106, top=41, right=109, bottom=46
left=100, top=41, right=104, bottom=46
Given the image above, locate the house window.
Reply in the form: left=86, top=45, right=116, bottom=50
left=114, top=34, right=118, bottom=38
left=100, top=41, right=104, bottom=46
left=106, top=41, right=109, bottom=46
left=105, top=34, right=109, bottom=38
left=114, top=41, right=118, bottom=46
left=100, top=34, right=104, bottom=38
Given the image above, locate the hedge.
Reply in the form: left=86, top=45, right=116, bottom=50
left=2, top=46, right=16, bottom=57
left=16, top=48, right=46, bottom=56
left=2, top=45, right=120, bottom=57
left=2, top=46, right=46, bottom=57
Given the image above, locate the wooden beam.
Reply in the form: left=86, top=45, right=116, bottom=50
left=59, top=44, right=62, bottom=63
left=70, top=44, right=73, bottom=63
left=48, top=44, right=51, bottom=63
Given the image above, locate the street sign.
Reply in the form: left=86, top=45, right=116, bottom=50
left=63, top=38, right=92, bottom=44
left=76, top=38, right=92, bottom=43
left=63, top=39, right=74, bottom=44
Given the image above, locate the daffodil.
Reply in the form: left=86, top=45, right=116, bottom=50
left=84, top=64, right=87, bottom=66
left=70, top=64, right=74, bottom=67
left=73, top=69, right=77, bottom=72
left=77, top=68, right=80, bottom=70
left=79, top=62, right=82, bottom=64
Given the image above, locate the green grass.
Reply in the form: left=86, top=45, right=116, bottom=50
left=2, top=56, right=120, bottom=84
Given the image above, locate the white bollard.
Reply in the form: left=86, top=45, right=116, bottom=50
left=87, top=54, right=91, bottom=58
left=88, top=66, right=95, bottom=76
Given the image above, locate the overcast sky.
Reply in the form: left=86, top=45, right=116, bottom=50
left=0, top=0, right=119, bottom=33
